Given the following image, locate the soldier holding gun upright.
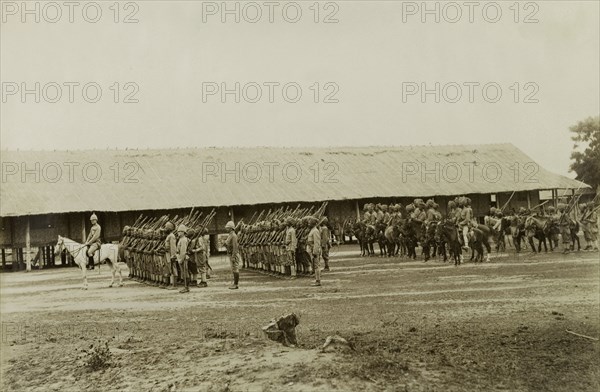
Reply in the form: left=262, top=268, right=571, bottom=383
left=320, top=217, right=331, bottom=272
left=284, top=217, right=297, bottom=278
left=163, top=221, right=178, bottom=290
left=176, top=225, right=190, bottom=293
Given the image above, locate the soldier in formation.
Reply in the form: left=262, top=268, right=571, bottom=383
left=284, top=218, right=298, bottom=278
left=556, top=203, right=572, bottom=254
left=164, top=221, right=177, bottom=289
left=119, top=209, right=215, bottom=290
left=237, top=202, right=328, bottom=279
left=580, top=202, right=599, bottom=251
left=320, top=217, right=331, bottom=271
left=176, top=225, right=190, bottom=293
left=225, top=221, right=241, bottom=290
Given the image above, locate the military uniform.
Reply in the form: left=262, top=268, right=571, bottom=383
left=176, top=225, right=190, bottom=293
left=381, top=205, right=391, bottom=223
left=284, top=219, right=298, bottom=277
left=581, top=203, right=599, bottom=250
left=85, top=213, right=102, bottom=270
left=557, top=204, right=571, bottom=253
left=375, top=205, right=384, bottom=223
left=307, top=218, right=322, bottom=286
left=225, top=221, right=241, bottom=289
left=367, top=204, right=377, bottom=225
left=458, top=198, right=473, bottom=249
left=163, top=224, right=178, bottom=289
left=426, top=204, right=438, bottom=223
left=320, top=218, right=331, bottom=271
left=390, top=204, right=403, bottom=225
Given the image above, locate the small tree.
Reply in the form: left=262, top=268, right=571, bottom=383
left=569, top=116, right=600, bottom=189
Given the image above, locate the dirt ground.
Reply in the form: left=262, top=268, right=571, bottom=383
left=1, top=246, right=599, bottom=392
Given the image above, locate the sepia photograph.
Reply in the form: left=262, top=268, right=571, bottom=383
left=1, top=1, right=599, bottom=391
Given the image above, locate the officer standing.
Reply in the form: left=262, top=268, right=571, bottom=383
left=195, top=228, right=209, bottom=287
left=176, top=225, right=190, bottom=293
left=85, top=213, right=102, bottom=270
left=186, top=228, right=199, bottom=287
left=581, top=203, right=598, bottom=251
left=320, top=217, right=331, bottom=272
left=284, top=218, right=298, bottom=278
left=163, top=222, right=178, bottom=290
left=557, top=203, right=571, bottom=254
left=202, top=228, right=211, bottom=279
left=225, top=221, right=241, bottom=290
left=306, top=217, right=322, bottom=287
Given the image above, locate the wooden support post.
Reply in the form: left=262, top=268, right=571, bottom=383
left=229, top=207, right=235, bottom=224
left=81, top=214, right=87, bottom=243
left=17, top=248, right=23, bottom=271
left=25, top=217, right=31, bottom=272
left=355, top=200, right=360, bottom=220
left=527, top=192, right=531, bottom=209
left=1, top=249, right=5, bottom=269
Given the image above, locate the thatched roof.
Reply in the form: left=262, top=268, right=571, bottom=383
left=0, top=144, right=586, bottom=217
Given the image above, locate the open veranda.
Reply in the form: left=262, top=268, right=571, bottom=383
left=1, top=243, right=598, bottom=392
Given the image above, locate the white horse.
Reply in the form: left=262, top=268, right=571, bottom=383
left=54, top=235, right=123, bottom=289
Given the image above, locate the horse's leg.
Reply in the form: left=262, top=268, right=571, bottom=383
left=109, top=266, right=115, bottom=287
left=528, top=237, right=536, bottom=253
left=455, top=243, right=461, bottom=266
left=118, top=264, right=123, bottom=286
left=441, top=241, right=447, bottom=262
left=82, top=263, right=88, bottom=290
left=542, top=237, right=547, bottom=252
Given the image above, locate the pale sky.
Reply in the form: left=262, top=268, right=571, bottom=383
left=1, top=1, right=598, bottom=177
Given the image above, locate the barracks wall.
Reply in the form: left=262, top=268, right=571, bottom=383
left=0, top=190, right=552, bottom=261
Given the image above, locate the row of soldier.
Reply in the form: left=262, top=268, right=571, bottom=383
left=119, top=210, right=215, bottom=293
left=361, top=198, right=471, bottom=261
left=356, top=196, right=598, bottom=261
left=120, top=203, right=336, bottom=291
left=235, top=202, right=332, bottom=286
left=487, top=201, right=599, bottom=253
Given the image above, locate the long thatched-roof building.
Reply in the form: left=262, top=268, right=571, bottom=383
left=0, top=144, right=588, bottom=269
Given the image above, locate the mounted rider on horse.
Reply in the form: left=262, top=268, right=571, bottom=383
left=85, top=213, right=102, bottom=270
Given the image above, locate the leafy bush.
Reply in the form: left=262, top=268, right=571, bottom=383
left=81, top=340, right=113, bottom=371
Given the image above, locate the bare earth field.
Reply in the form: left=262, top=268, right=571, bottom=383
left=1, top=246, right=599, bottom=392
